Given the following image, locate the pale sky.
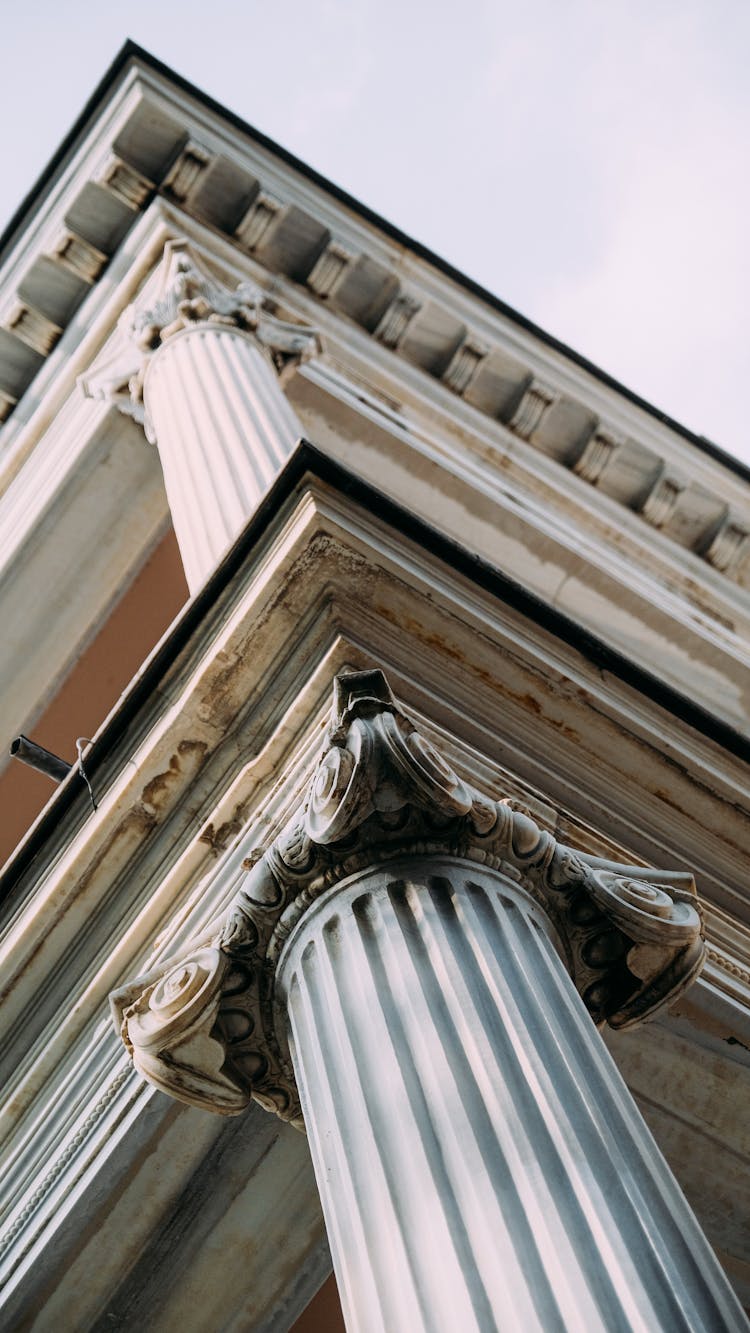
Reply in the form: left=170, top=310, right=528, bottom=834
left=2, top=1, right=748, bottom=461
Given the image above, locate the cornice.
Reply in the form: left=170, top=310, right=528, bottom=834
left=1, top=53, right=750, bottom=593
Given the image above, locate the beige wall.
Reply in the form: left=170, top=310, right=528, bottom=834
left=293, top=1274, right=345, bottom=1332
left=0, top=529, right=188, bottom=868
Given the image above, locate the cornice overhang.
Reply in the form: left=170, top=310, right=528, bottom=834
left=1, top=44, right=750, bottom=592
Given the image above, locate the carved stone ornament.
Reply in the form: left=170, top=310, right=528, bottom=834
left=111, top=670, right=704, bottom=1125
left=80, top=238, right=320, bottom=438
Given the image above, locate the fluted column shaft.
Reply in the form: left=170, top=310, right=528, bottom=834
left=143, top=325, right=302, bottom=593
left=277, top=856, right=745, bottom=1333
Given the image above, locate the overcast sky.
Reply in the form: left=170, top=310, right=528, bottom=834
left=3, top=1, right=748, bottom=460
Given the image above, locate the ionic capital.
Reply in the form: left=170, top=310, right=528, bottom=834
left=111, top=670, right=704, bottom=1123
left=81, top=238, right=320, bottom=435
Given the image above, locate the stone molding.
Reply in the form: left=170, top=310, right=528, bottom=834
left=442, top=335, right=489, bottom=396
left=111, top=669, right=704, bottom=1125
left=375, top=291, right=421, bottom=348
left=0, top=1063, right=131, bottom=1265
left=81, top=238, right=320, bottom=440
left=1, top=300, right=61, bottom=357
left=572, top=425, right=624, bottom=484
left=508, top=376, right=557, bottom=440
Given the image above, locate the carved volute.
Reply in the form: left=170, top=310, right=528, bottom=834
left=110, top=669, right=705, bottom=1126
left=82, top=238, right=320, bottom=437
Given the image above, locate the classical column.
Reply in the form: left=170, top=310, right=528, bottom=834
left=279, top=860, right=741, bottom=1333
left=85, top=240, right=319, bottom=593
left=111, top=670, right=747, bottom=1332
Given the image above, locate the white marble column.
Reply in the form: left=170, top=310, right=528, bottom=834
left=111, top=669, right=748, bottom=1333
left=142, top=322, right=304, bottom=592
left=277, top=856, right=745, bottom=1333
left=86, top=239, right=319, bottom=594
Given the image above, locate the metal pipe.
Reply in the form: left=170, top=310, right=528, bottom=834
left=10, top=736, right=72, bottom=784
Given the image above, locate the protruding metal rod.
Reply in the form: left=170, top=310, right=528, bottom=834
left=10, top=736, right=72, bottom=784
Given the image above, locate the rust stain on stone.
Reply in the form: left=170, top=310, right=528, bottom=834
left=141, top=740, right=208, bottom=813
left=198, top=815, right=244, bottom=857
left=519, top=692, right=543, bottom=716
left=373, top=600, right=582, bottom=743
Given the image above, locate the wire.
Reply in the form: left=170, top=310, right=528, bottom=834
left=75, top=738, right=98, bottom=812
